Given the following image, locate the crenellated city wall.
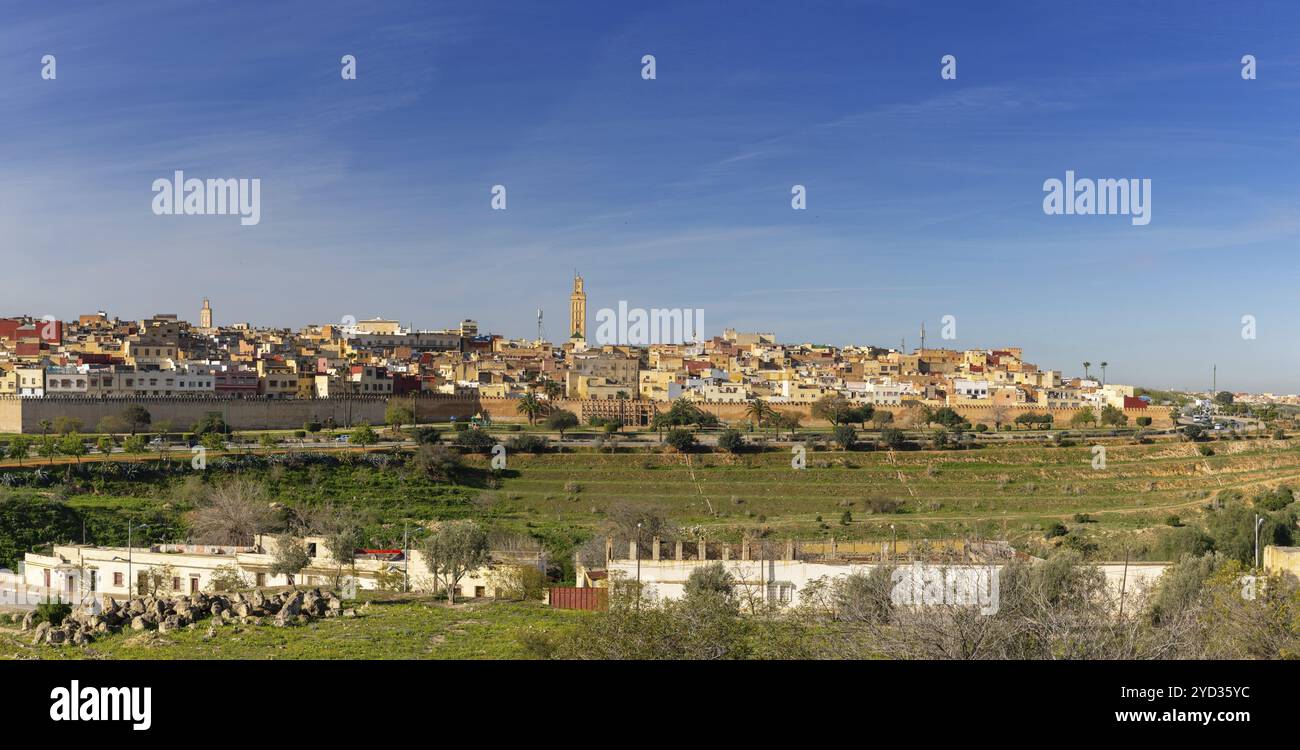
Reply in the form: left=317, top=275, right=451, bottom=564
left=0, top=394, right=1174, bottom=433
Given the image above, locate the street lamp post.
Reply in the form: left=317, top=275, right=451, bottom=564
left=1255, top=515, right=1265, bottom=570
left=635, top=522, right=642, bottom=612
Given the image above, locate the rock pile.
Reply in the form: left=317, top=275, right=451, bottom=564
left=23, top=589, right=357, bottom=646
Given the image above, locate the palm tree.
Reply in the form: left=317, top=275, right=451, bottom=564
left=542, top=380, right=564, bottom=401
left=744, top=398, right=774, bottom=431
left=516, top=393, right=547, bottom=425
left=1082, top=361, right=1092, bottom=381
left=1099, top=361, right=1108, bottom=385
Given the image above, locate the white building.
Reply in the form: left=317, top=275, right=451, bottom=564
left=14, top=535, right=545, bottom=608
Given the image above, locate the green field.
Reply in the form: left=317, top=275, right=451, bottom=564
left=2, top=434, right=1297, bottom=570
left=0, top=595, right=583, bottom=660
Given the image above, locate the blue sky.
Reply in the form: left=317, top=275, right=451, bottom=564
left=2, top=1, right=1299, bottom=391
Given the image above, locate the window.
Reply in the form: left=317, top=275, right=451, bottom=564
left=113, top=572, right=123, bottom=586
left=172, top=577, right=181, bottom=591
left=256, top=573, right=266, bottom=587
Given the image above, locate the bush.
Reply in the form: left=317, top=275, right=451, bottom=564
left=507, top=434, right=549, bottom=453
left=665, top=428, right=697, bottom=453
left=1044, top=521, right=1068, bottom=539
left=832, top=424, right=856, bottom=450
left=864, top=497, right=904, bottom=514
left=1136, top=416, right=1152, bottom=427
left=716, top=429, right=745, bottom=454
left=34, top=596, right=72, bottom=626
left=1197, top=444, right=1214, bottom=456
left=879, top=428, right=906, bottom=450
left=1254, top=486, right=1294, bottom=512
left=454, top=428, right=496, bottom=453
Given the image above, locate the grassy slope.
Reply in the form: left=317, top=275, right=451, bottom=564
left=0, top=597, right=583, bottom=660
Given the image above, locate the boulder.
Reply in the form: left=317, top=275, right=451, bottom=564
left=20, top=611, right=35, bottom=631
left=31, top=621, right=51, bottom=644
left=130, top=615, right=147, bottom=631
left=280, top=591, right=303, bottom=618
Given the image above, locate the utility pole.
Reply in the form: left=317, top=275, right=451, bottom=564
left=402, top=522, right=410, bottom=593
left=635, top=522, right=642, bottom=613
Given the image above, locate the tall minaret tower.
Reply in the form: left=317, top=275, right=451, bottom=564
left=200, top=297, right=213, bottom=329
left=569, top=274, right=587, bottom=340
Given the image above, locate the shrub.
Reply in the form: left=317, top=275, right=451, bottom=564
left=665, top=428, right=697, bottom=453
left=507, top=434, right=549, bottom=453
left=716, top=429, right=745, bottom=454
left=1197, top=444, right=1214, bottom=456
left=1044, top=521, right=1068, bottom=539
left=879, top=428, right=906, bottom=450
left=34, top=596, right=72, bottom=626
left=1254, top=486, right=1294, bottom=512
left=454, top=429, right=496, bottom=453
left=864, top=497, right=904, bottom=514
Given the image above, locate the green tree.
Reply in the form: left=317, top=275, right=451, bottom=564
left=717, top=428, right=745, bottom=454
left=191, top=412, right=228, bottom=437
left=684, top=562, right=736, bottom=602
left=349, top=422, right=378, bottom=446
left=516, top=393, right=547, bottom=425
left=421, top=520, right=490, bottom=607
left=412, top=444, right=463, bottom=482
left=269, top=535, right=311, bottom=587
left=199, top=432, right=226, bottom=452
left=38, top=435, right=58, bottom=464
left=880, top=427, right=906, bottom=450
left=832, top=424, right=857, bottom=450
left=1099, top=404, right=1127, bottom=427
left=545, top=408, right=579, bottom=440
left=6, top=436, right=31, bottom=466
left=666, top=428, right=697, bottom=453
left=811, top=395, right=854, bottom=426
left=744, top=398, right=775, bottom=431
left=121, top=405, right=152, bottom=435
left=324, top=523, right=360, bottom=592
left=385, top=400, right=415, bottom=431
left=122, top=435, right=147, bottom=454
left=95, top=435, right=115, bottom=457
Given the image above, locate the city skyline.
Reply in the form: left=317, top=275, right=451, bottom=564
left=3, top=2, right=1300, bottom=391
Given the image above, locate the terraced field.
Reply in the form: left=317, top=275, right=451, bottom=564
left=467, top=437, right=1300, bottom=556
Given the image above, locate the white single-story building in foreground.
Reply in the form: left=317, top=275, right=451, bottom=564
left=7, top=535, right=544, bottom=609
